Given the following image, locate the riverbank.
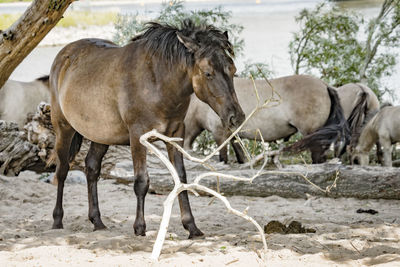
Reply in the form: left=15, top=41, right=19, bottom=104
left=1, top=172, right=400, bottom=266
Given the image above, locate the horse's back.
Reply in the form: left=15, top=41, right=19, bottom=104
left=336, top=83, right=379, bottom=119
left=273, top=75, right=331, bottom=135
left=234, top=75, right=330, bottom=139
left=50, top=38, right=131, bottom=145
left=0, top=79, right=50, bottom=128
left=375, top=106, right=400, bottom=142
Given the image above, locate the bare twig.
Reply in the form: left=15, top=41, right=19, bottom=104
left=140, top=130, right=268, bottom=261
left=140, top=72, right=338, bottom=261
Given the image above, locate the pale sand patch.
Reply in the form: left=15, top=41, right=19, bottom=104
left=1, top=171, right=400, bottom=266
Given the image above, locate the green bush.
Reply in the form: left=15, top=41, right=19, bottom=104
left=113, top=0, right=244, bottom=56
left=238, top=61, right=274, bottom=79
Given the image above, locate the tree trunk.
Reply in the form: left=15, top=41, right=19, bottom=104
left=0, top=0, right=74, bottom=88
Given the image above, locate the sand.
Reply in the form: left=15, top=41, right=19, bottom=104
left=1, top=171, right=400, bottom=267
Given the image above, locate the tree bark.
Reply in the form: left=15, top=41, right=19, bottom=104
left=0, top=0, right=74, bottom=88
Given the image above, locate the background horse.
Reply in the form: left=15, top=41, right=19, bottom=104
left=184, top=75, right=349, bottom=164
left=49, top=20, right=244, bottom=238
left=352, top=104, right=400, bottom=167
left=0, top=76, right=50, bottom=128
left=334, top=83, right=380, bottom=157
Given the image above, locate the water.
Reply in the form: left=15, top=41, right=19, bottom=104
left=6, top=0, right=399, bottom=102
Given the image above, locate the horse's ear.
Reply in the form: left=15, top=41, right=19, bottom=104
left=176, top=32, right=199, bottom=53
left=223, top=31, right=229, bottom=40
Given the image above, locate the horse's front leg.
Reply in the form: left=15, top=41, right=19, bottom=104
left=85, top=142, right=109, bottom=231
left=130, top=136, right=149, bottom=236
left=166, top=122, right=204, bottom=239
left=380, top=138, right=393, bottom=167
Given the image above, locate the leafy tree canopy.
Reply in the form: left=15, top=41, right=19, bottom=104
left=289, top=1, right=400, bottom=99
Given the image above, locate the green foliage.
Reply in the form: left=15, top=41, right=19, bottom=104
left=233, top=139, right=264, bottom=158
left=238, top=61, right=274, bottom=79
left=193, top=130, right=217, bottom=156
left=289, top=1, right=400, bottom=99
left=112, top=0, right=244, bottom=55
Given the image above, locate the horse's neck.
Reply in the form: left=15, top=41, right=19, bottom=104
left=156, top=62, right=193, bottom=99
left=357, top=120, right=377, bottom=152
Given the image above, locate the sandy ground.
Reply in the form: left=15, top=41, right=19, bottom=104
left=1, top=171, right=400, bottom=266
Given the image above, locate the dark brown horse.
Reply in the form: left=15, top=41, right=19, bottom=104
left=49, top=20, right=244, bottom=238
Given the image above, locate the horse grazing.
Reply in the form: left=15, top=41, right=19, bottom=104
left=49, top=20, right=244, bottom=238
left=334, top=83, right=380, bottom=156
left=0, top=76, right=50, bottom=128
left=184, top=75, right=349, bottom=164
left=351, top=104, right=400, bottom=167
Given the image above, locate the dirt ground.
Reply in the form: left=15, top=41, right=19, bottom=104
left=1, top=171, right=400, bottom=267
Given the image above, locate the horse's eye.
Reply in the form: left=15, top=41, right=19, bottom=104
left=204, top=72, right=212, bottom=78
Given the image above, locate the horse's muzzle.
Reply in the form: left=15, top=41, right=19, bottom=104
left=227, top=109, right=245, bottom=129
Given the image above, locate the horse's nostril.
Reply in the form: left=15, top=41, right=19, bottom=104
left=228, top=112, right=245, bottom=129
left=229, top=114, right=236, bottom=127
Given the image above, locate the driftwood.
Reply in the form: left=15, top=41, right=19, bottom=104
left=146, top=163, right=400, bottom=199
left=0, top=121, right=40, bottom=176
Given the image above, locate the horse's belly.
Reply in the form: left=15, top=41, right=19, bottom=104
left=240, top=111, right=296, bottom=142
left=71, top=119, right=130, bottom=145
left=60, top=97, right=130, bottom=145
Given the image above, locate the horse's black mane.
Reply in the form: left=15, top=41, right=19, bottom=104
left=131, top=19, right=234, bottom=67
left=36, top=75, right=49, bottom=83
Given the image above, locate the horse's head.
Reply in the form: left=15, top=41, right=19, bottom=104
left=177, top=22, right=245, bottom=130
left=350, top=147, right=369, bottom=165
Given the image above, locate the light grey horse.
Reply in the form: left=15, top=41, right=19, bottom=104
left=352, top=104, right=400, bottom=167
left=334, top=83, right=380, bottom=157
left=0, top=76, right=50, bottom=128
left=184, top=75, right=349, bottom=163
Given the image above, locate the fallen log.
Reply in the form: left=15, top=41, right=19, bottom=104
left=0, top=121, right=40, bottom=176
left=143, top=163, right=400, bottom=199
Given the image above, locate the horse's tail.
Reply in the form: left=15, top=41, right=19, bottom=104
left=46, top=132, right=83, bottom=167
left=68, top=132, right=83, bottom=162
left=346, top=85, right=369, bottom=153
left=284, top=86, right=350, bottom=158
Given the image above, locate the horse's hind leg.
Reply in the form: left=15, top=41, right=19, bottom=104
left=166, top=122, right=203, bottom=239
left=376, top=141, right=383, bottom=164
left=51, top=119, right=76, bottom=229
left=85, top=142, right=109, bottom=230
left=310, top=146, right=327, bottom=164
left=380, top=137, right=393, bottom=167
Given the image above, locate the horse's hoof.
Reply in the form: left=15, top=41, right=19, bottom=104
left=188, top=228, right=204, bottom=239
left=134, top=229, right=146, bottom=236
left=52, top=223, right=63, bottom=229
left=133, top=223, right=146, bottom=236
left=93, top=223, right=107, bottom=231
